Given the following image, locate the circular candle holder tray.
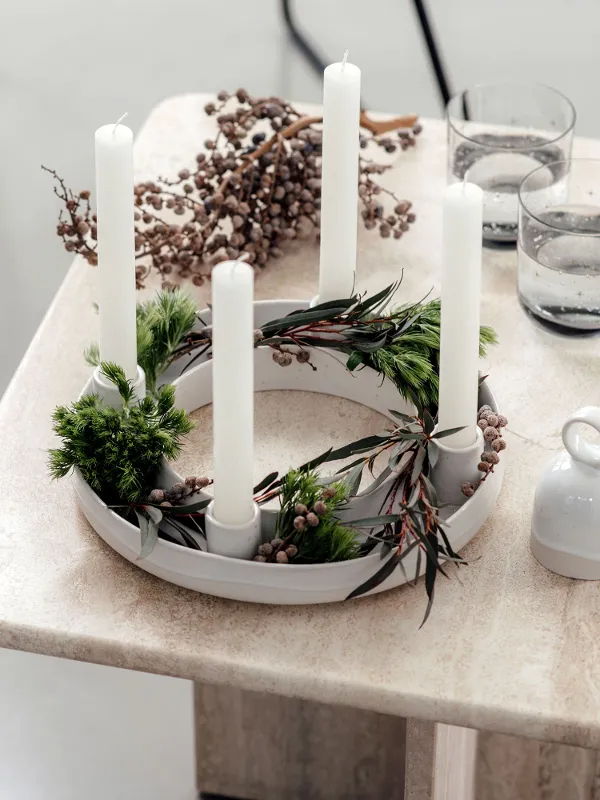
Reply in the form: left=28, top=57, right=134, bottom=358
left=73, top=299, right=504, bottom=605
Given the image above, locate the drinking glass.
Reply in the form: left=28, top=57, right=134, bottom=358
left=518, top=158, right=600, bottom=333
left=447, top=83, right=575, bottom=243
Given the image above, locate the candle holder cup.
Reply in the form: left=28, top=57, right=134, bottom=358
left=91, top=364, right=146, bottom=408
left=205, top=501, right=262, bottom=560
left=431, top=428, right=484, bottom=508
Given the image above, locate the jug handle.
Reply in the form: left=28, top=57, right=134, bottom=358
left=562, top=406, right=600, bottom=468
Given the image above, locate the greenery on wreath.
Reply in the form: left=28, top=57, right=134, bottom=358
left=49, top=362, right=193, bottom=503
left=84, top=283, right=496, bottom=411
left=49, top=285, right=505, bottom=617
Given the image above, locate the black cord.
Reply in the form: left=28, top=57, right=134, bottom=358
left=410, top=0, right=451, bottom=108
left=281, top=0, right=328, bottom=76
left=280, top=0, right=457, bottom=117
left=280, top=0, right=368, bottom=108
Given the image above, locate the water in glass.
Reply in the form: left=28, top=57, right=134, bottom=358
left=518, top=204, right=600, bottom=333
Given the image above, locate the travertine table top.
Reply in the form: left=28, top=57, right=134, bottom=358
left=3, top=94, right=600, bottom=748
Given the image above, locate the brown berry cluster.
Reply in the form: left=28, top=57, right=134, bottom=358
left=46, top=90, right=420, bottom=289
left=461, top=406, right=508, bottom=498
left=292, top=498, right=329, bottom=532
left=360, top=123, right=422, bottom=155
left=253, top=490, right=335, bottom=563
left=147, top=476, right=210, bottom=507
left=272, top=348, right=311, bottom=367
left=254, top=538, right=299, bottom=564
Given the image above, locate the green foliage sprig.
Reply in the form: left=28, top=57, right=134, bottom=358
left=83, top=284, right=496, bottom=412
left=172, top=282, right=497, bottom=413
left=85, top=291, right=198, bottom=395
left=365, top=299, right=497, bottom=410
left=274, top=468, right=360, bottom=563
left=49, top=362, right=194, bottom=502
left=252, top=410, right=472, bottom=619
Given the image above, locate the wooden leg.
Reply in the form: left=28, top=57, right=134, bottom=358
left=405, top=720, right=477, bottom=799
left=195, top=683, right=407, bottom=799
left=433, top=724, right=477, bottom=800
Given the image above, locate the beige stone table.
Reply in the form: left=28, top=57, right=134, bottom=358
left=4, top=95, right=600, bottom=799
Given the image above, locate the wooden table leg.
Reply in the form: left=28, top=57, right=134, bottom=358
left=405, top=720, right=477, bottom=799
left=433, top=724, right=477, bottom=800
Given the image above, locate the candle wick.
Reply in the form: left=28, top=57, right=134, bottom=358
left=341, top=49, right=349, bottom=71
left=232, top=252, right=250, bottom=273
left=113, top=112, right=128, bottom=135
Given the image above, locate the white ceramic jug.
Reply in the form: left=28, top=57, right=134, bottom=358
left=531, top=406, right=600, bottom=580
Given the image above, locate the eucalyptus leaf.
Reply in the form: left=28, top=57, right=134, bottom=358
left=352, top=283, right=398, bottom=317
left=135, top=509, right=160, bottom=560
left=260, top=306, right=349, bottom=334
left=423, top=409, right=435, bottom=435
left=335, top=456, right=368, bottom=474
left=346, top=351, right=364, bottom=372
left=388, top=409, right=415, bottom=424
left=397, top=536, right=421, bottom=564
left=164, top=498, right=211, bottom=516
left=438, top=525, right=461, bottom=562
left=432, top=426, right=466, bottom=439
left=408, top=482, right=421, bottom=508
left=391, top=450, right=413, bottom=475
left=145, top=505, right=163, bottom=525
left=420, top=531, right=440, bottom=627
left=298, top=447, right=333, bottom=472
left=421, top=474, right=439, bottom=509
left=348, top=514, right=404, bottom=527
left=134, top=509, right=149, bottom=550
left=410, top=446, right=426, bottom=485
left=419, top=587, right=436, bottom=628
left=342, top=461, right=365, bottom=496
left=357, top=465, right=391, bottom=496
left=346, top=551, right=399, bottom=600
left=301, top=297, right=357, bottom=313
left=413, top=545, right=422, bottom=586
left=380, top=540, right=393, bottom=560
left=254, top=471, right=279, bottom=494
left=427, top=440, right=439, bottom=469
left=325, top=435, right=388, bottom=462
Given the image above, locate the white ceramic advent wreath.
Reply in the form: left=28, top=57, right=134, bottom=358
left=72, top=298, right=504, bottom=605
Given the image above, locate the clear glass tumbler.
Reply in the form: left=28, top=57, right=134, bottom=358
left=447, top=83, right=575, bottom=243
left=518, top=158, right=600, bottom=333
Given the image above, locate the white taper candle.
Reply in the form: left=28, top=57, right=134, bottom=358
left=437, top=182, right=483, bottom=449
left=318, top=53, right=361, bottom=303
left=211, top=260, right=255, bottom=526
left=95, top=120, right=138, bottom=381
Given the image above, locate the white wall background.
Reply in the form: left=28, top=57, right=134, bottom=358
left=0, top=648, right=195, bottom=799
left=4, top=0, right=600, bottom=397
left=0, top=0, right=599, bottom=794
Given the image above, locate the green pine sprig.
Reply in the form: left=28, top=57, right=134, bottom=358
left=84, top=285, right=497, bottom=412
left=85, top=290, right=198, bottom=395
left=364, top=299, right=497, bottom=411
left=275, top=468, right=361, bottom=563
left=49, top=362, right=194, bottom=503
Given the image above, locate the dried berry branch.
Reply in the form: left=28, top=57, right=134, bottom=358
left=45, top=88, right=422, bottom=288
